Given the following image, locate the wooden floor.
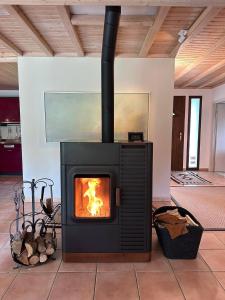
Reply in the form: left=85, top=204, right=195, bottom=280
left=0, top=176, right=225, bottom=299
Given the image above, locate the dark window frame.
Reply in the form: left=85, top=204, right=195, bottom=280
left=186, top=96, right=202, bottom=171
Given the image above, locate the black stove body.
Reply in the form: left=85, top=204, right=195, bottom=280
left=61, top=142, right=152, bottom=261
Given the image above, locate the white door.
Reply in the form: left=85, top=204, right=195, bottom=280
left=215, top=103, right=225, bottom=171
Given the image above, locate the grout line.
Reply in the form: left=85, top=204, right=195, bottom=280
left=198, top=251, right=225, bottom=291
left=134, top=269, right=141, bottom=300
left=46, top=256, right=62, bottom=300
left=167, top=259, right=187, bottom=300
left=1, top=271, right=19, bottom=299
left=92, top=264, right=98, bottom=300
left=210, top=271, right=225, bottom=291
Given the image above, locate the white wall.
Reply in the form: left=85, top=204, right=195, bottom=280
left=18, top=57, right=174, bottom=201
left=212, top=84, right=225, bottom=171
left=0, top=90, right=19, bottom=97
left=174, top=89, right=213, bottom=170
left=213, top=83, right=225, bottom=103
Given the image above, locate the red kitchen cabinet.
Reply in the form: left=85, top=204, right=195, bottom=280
left=0, top=143, right=22, bottom=174
left=0, top=98, right=20, bottom=123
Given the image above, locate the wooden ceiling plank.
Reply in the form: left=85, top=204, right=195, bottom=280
left=139, top=6, right=170, bottom=57
left=198, top=71, right=225, bottom=88
left=4, top=5, right=54, bottom=56
left=175, top=8, right=224, bottom=82
left=170, top=6, right=221, bottom=58
left=0, top=1, right=225, bottom=7
left=180, top=32, right=225, bottom=85
left=183, top=58, right=225, bottom=87
left=0, top=32, right=22, bottom=55
left=71, top=15, right=154, bottom=27
left=57, top=6, right=84, bottom=56
left=0, top=57, right=17, bottom=62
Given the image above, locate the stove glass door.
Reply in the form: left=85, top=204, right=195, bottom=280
left=74, top=175, right=111, bottom=219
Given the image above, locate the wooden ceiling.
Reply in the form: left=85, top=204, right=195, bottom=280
left=1, top=1, right=225, bottom=89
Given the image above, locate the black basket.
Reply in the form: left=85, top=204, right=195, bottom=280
left=153, top=206, right=203, bottom=259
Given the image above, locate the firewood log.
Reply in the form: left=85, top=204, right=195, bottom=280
left=36, top=236, right=46, bottom=253
left=45, top=233, right=55, bottom=256
left=29, top=254, right=40, bottom=265
left=46, top=244, right=55, bottom=256
left=46, top=198, right=53, bottom=214
left=11, top=230, right=27, bottom=256
left=17, top=249, right=29, bottom=266
left=39, top=253, right=48, bottom=263
left=25, top=240, right=37, bottom=258
left=12, top=239, right=23, bottom=256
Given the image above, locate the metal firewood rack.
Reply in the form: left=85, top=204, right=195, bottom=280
left=9, top=178, right=60, bottom=268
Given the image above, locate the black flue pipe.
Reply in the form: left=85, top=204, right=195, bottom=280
left=101, top=6, right=121, bottom=143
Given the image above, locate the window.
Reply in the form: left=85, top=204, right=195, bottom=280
left=186, top=96, right=202, bottom=170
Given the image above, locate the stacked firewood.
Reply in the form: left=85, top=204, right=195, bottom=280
left=11, top=230, right=57, bottom=266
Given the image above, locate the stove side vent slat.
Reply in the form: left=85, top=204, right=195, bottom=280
left=120, top=144, right=150, bottom=252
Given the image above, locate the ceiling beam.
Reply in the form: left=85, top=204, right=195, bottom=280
left=71, top=15, right=154, bottom=27
left=57, top=6, right=84, bottom=56
left=139, top=6, right=170, bottom=57
left=0, top=1, right=225, bottom=7
left=4, top=5, right=54, bottom=56
left=0, top=32, right=22, bottom=55
left=170, top=6, right=221, bottom=58
left=183, top=58, right=225, bottom=87
left=198, top=71, right=225, bottom=88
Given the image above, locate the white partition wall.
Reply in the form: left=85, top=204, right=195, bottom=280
left=18, top=57, right=174, bottom=200
left=215, top=103, right=225, bottom=172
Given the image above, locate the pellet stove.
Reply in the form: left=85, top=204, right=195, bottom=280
left=61, top=6, right=153, bottom=262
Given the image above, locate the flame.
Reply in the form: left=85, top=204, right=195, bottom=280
left=82, top=178, right=103, bottom=216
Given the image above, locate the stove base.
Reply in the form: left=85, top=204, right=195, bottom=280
left=63, top=252, right=151, bottom=262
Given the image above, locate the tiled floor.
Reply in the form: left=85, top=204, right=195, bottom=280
left=0, top=176, right=225, bottom=299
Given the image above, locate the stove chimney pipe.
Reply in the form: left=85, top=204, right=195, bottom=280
left=101, top=6, right=121, bottom=143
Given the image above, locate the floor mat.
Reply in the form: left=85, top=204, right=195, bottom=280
left=171, top=186, right=225, bottom=230
left=171, top=171, right=212, bottom=185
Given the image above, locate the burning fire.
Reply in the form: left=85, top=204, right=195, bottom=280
left=81, top=178, right=103, bottom=216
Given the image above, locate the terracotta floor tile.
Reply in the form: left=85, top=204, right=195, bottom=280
left=0, top=221, right=11, bottom=234
left=169, top=255, right=209, bottom=272
left=0, top=211, right=16, bottom=222
left=49, top=272, right=95, bottom=300
left=0, top=248, right=19, bottom=273
left=20, top=250, right=62, bottom=273
left=200, top=250, right=225, bottom=271
left=95, top=271, right=138, bottom=300
left=0, top=234, right=8, bottom=248
left=97, top=262, right=134, bottom=272
left=134, top=250, right=171, bottom=272
left=59, top=261, right=96, bottom=272
left=200, top=232, right=225, bottom=249
left=0, top=273, right=16, bottom=298
left=137, top=272, right=184, bottom=300
left=176, top=271, right=225, bottom=300
left=213, top=231, right=225, bottom=245
left=214, top=272, right=225, bottom=290
left=3, top=272, right=55, bottom=300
